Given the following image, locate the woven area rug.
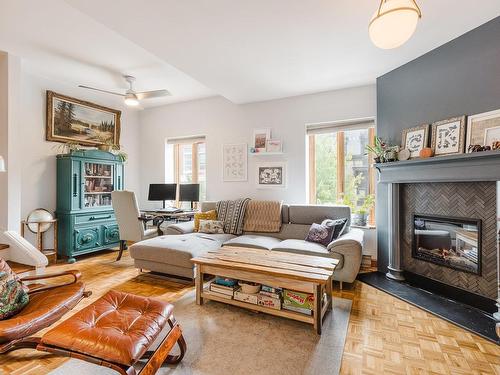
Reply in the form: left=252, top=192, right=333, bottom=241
left=49, top=290, right=351, bottom=375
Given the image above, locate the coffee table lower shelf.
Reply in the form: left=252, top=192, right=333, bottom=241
left=201, top=290, right=326, bottom=325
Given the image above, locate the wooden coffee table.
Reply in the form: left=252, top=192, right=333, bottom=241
left=191, top=246, right=338, bottom=334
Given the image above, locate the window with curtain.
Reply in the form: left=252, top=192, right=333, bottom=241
left=166, top=135, right=206, bottom=207
left=307, top=119, right=376, bottom=226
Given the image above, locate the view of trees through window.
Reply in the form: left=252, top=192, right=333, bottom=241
left=167, top=141, right=207, bottom=208
left=310, top=126, right=375, bottom=225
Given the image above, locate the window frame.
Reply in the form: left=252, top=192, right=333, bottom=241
left=308, top=125, right=376, bottom=227
left=172, top=140, right=206, bottom=208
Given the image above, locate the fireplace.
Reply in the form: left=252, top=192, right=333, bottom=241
left=412, top=214, right=482, bottom=275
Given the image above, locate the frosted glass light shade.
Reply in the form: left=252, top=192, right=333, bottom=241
left=369, top=0, right=421, bottom=49
left=0, top=155, right=5, bottom=172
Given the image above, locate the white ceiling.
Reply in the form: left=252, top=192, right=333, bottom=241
left=2, top=0, right=500, bottom=106
left=0, top=0, right=215, bottom=107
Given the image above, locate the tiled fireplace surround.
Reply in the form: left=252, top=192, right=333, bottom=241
left=377, top=152, right=500, bottom=321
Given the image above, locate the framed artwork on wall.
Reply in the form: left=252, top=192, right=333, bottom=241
left=265, top=139, right=282, bottom=153
left=256, top=162, right=286, bottom=188
left=46, top=91, right=121, bottom=147
left=401, top=124, right=429, bottom=158
left=466, top=109, right=500, bottom=151
left=431, top=115, right=466, bottom=156
left=253, top=128, right=271, bottom=151
left=223, top=143, right=247, bottom=182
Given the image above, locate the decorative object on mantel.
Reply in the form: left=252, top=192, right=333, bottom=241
left=468, top=144, right=491, bottom=153
left=256, top=162, right=286, bottom=188
left=365, top=136, right=399, bottom=163
left=369, top=0, right=422, bottom=50
left=466, top=108, right=500, bottom=152
left=21, top=208, right=58, bottom=264
left=265, top=139, right=282, bottom=153
left=0, top=155, right=5, bottom=172
left=419, top=147, right=434, bottom=158
left=431, top=115, right=466, bottom=156
left=46, top=90, right=121, bottom=147
left=401, top=124, right=429, bottom=159
left=397, top=148, right=410, bottom=161
left=252, top=128, right=271, bottom=152
left=223, top=143, right=247, bottom=182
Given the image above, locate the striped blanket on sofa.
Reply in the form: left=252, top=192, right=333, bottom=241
left=216, top=198, right=251, bottom=235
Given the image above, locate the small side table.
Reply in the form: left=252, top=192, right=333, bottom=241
left=20, top=219, right=58, bottom=265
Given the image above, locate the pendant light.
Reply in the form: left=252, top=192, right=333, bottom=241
left=369, top=0, right=422, bottom=49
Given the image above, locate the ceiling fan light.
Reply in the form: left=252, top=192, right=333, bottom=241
left=369, top=0, right=421, bottom=49
left=124, top=93, right=139, bottom=106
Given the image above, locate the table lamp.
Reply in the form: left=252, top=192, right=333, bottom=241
left=0, top=155, right=5, bottom=172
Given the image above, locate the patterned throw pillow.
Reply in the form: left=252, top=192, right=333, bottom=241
left=322, top=218, right=348, bottom=240
left=305, top=222, right=335, bottom=246
left=194, top=210, right=217, bottom=232
left=198, top=220, right=225, bottom=234
left=0, top=258, right=29, bottom=320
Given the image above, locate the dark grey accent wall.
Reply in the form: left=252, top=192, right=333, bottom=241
left=376, top=16, right=500, bottom=271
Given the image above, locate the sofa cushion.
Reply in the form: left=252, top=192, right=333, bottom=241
left=223, top=235, right=282, bottom=250
left=129, top=233, right=235, bottom=268
left=271, top=240, right=344, bottom=269
left=288, top=205, right=351, bottom=230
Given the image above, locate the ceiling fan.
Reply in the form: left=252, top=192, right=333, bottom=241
left=78, top=75, right=171, bottom=106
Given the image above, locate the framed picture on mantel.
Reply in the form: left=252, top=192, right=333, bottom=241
left=431, top=116, right=466, bottom=156
left=466, top=108, right=500, bottom=151
left=401, top=124, right=429, bottom=158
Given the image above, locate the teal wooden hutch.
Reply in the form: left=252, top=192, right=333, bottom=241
left=56, top=150, right=124, bottom=263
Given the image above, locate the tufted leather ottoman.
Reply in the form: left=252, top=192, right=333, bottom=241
left=37, top=290, right=186, bottom=375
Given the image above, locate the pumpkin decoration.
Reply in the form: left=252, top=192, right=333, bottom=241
left=419, top=147, right=434, bottom=158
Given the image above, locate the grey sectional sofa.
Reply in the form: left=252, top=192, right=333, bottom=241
left=129, top=202, right=364, bottom=285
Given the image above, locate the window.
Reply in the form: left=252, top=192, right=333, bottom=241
left=166, top=136, right=206, bottom=208
left=307, top=119, right=376, bottom=226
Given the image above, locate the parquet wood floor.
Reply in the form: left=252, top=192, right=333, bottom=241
left=1, top=250, right=498, bottom=375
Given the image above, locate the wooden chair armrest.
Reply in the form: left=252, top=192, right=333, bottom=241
left=21, top=270, right=82, bottom=294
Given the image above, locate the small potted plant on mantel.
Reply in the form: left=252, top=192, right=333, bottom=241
left=365, top=136, right=398, bottom=163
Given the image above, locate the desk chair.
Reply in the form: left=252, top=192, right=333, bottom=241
left=111, top=191, right=158, bottom=261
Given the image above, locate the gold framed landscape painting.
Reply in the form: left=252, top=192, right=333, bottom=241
left=46, top=91, right=121, bottom=147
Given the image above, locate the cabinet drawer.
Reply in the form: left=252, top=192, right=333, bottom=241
left=74, top=226, right=101, bottom=252
left=75, top=213, right=115, bottom=224
left=103, top=224, right=120, bottom=245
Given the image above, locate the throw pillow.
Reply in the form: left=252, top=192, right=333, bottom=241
left=0, top=258, right=29, bottom=320
left=322, top=218, right=348, bottom=240
left=305, top=222, right=334, bottom=246
left=194, top=210, right=217, bottom=232
left=198, top=220, right=225, bottom=234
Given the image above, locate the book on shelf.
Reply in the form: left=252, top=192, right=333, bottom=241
left=209, top=282, right=237, bottom=296
left=282, top=304, right=312, bottom=316
left=259, top=290, right=282, bottom=299
left=261, top=285, right=282, bottom=294
left=214, top=276, right=238, bottom=287
left=204, top=288, right=233, bottom=300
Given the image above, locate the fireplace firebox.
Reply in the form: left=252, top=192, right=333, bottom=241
left=412, top=214, right=482, bottom=275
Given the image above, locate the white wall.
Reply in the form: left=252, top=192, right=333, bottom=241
left=2, top=64, right=141, bottom=248
left=138, top=85, right=376, bottom=208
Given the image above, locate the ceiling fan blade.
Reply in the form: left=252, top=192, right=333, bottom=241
left=78, top=85, right=125, bottom=97
left=135, top=89, right=171, bottom=100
